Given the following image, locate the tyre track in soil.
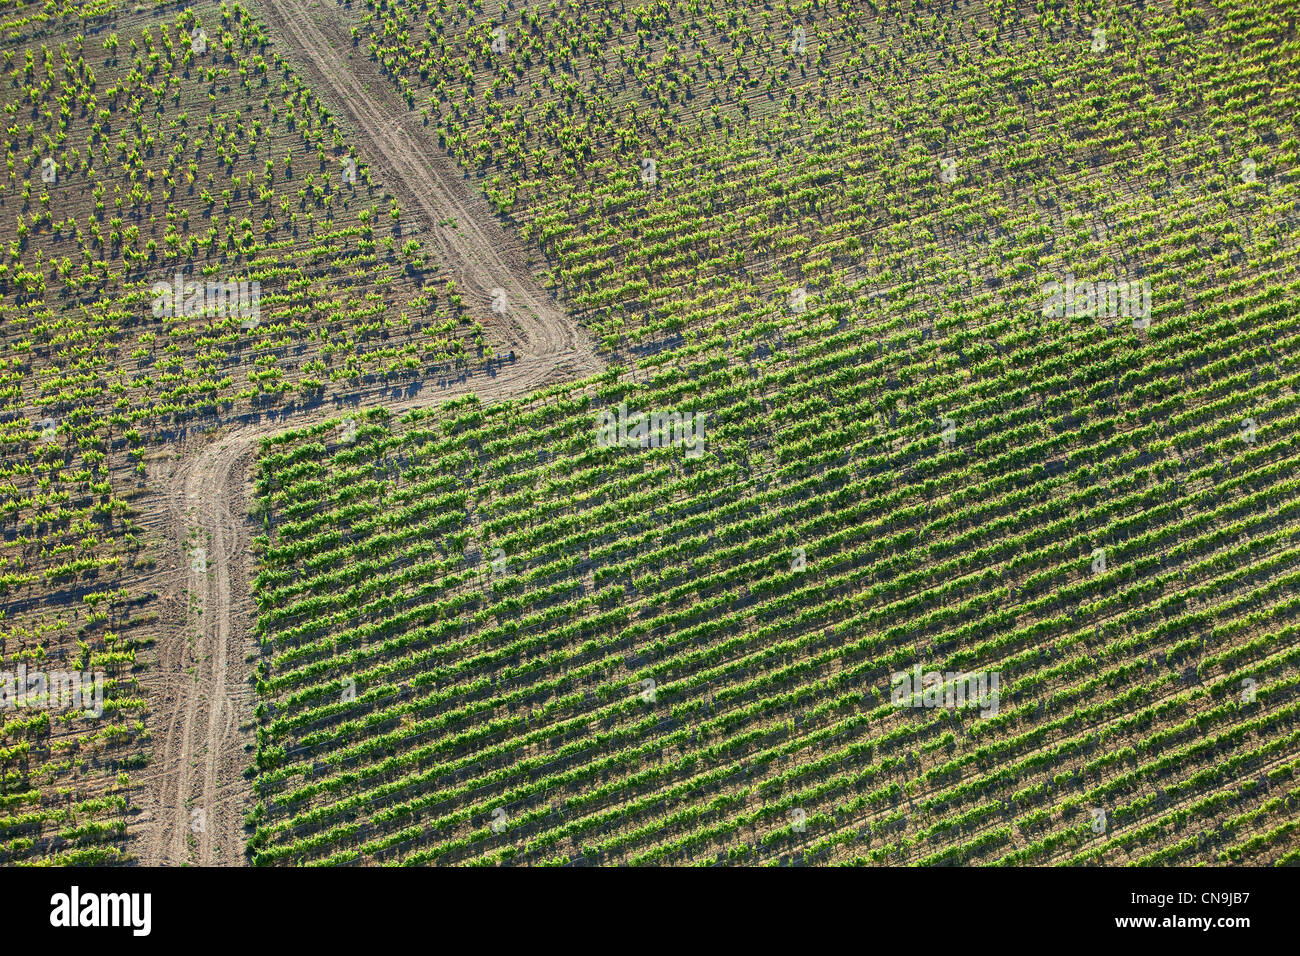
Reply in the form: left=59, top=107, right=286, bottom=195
left=254, top=0, right=598, bottom=368
left=136, top=0, right=603, bottom=865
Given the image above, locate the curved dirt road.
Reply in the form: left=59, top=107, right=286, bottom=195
left=142, top=436, right=260, bottom=866
left=253, top=0, right=598, bottom=368
left=138, top=352, right=591, bottom=865
left=136, top=0, right=602, bottom=864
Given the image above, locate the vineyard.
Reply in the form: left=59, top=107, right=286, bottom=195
left=243, top=0, right=1300, bottom=865
left=3, top=0, right=1300, bottom=868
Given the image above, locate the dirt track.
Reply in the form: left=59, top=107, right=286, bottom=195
left=253, top=0, right=596, bottom=366
left=134, top=0, right=601, bottom=865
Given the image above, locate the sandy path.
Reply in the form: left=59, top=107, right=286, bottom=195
left=134, top=0, right=602, bottom=865
left=253, top=0, right=598, bottom=368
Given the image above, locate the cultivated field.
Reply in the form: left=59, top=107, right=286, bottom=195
left=2, top=0, right=1299, bottom=868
